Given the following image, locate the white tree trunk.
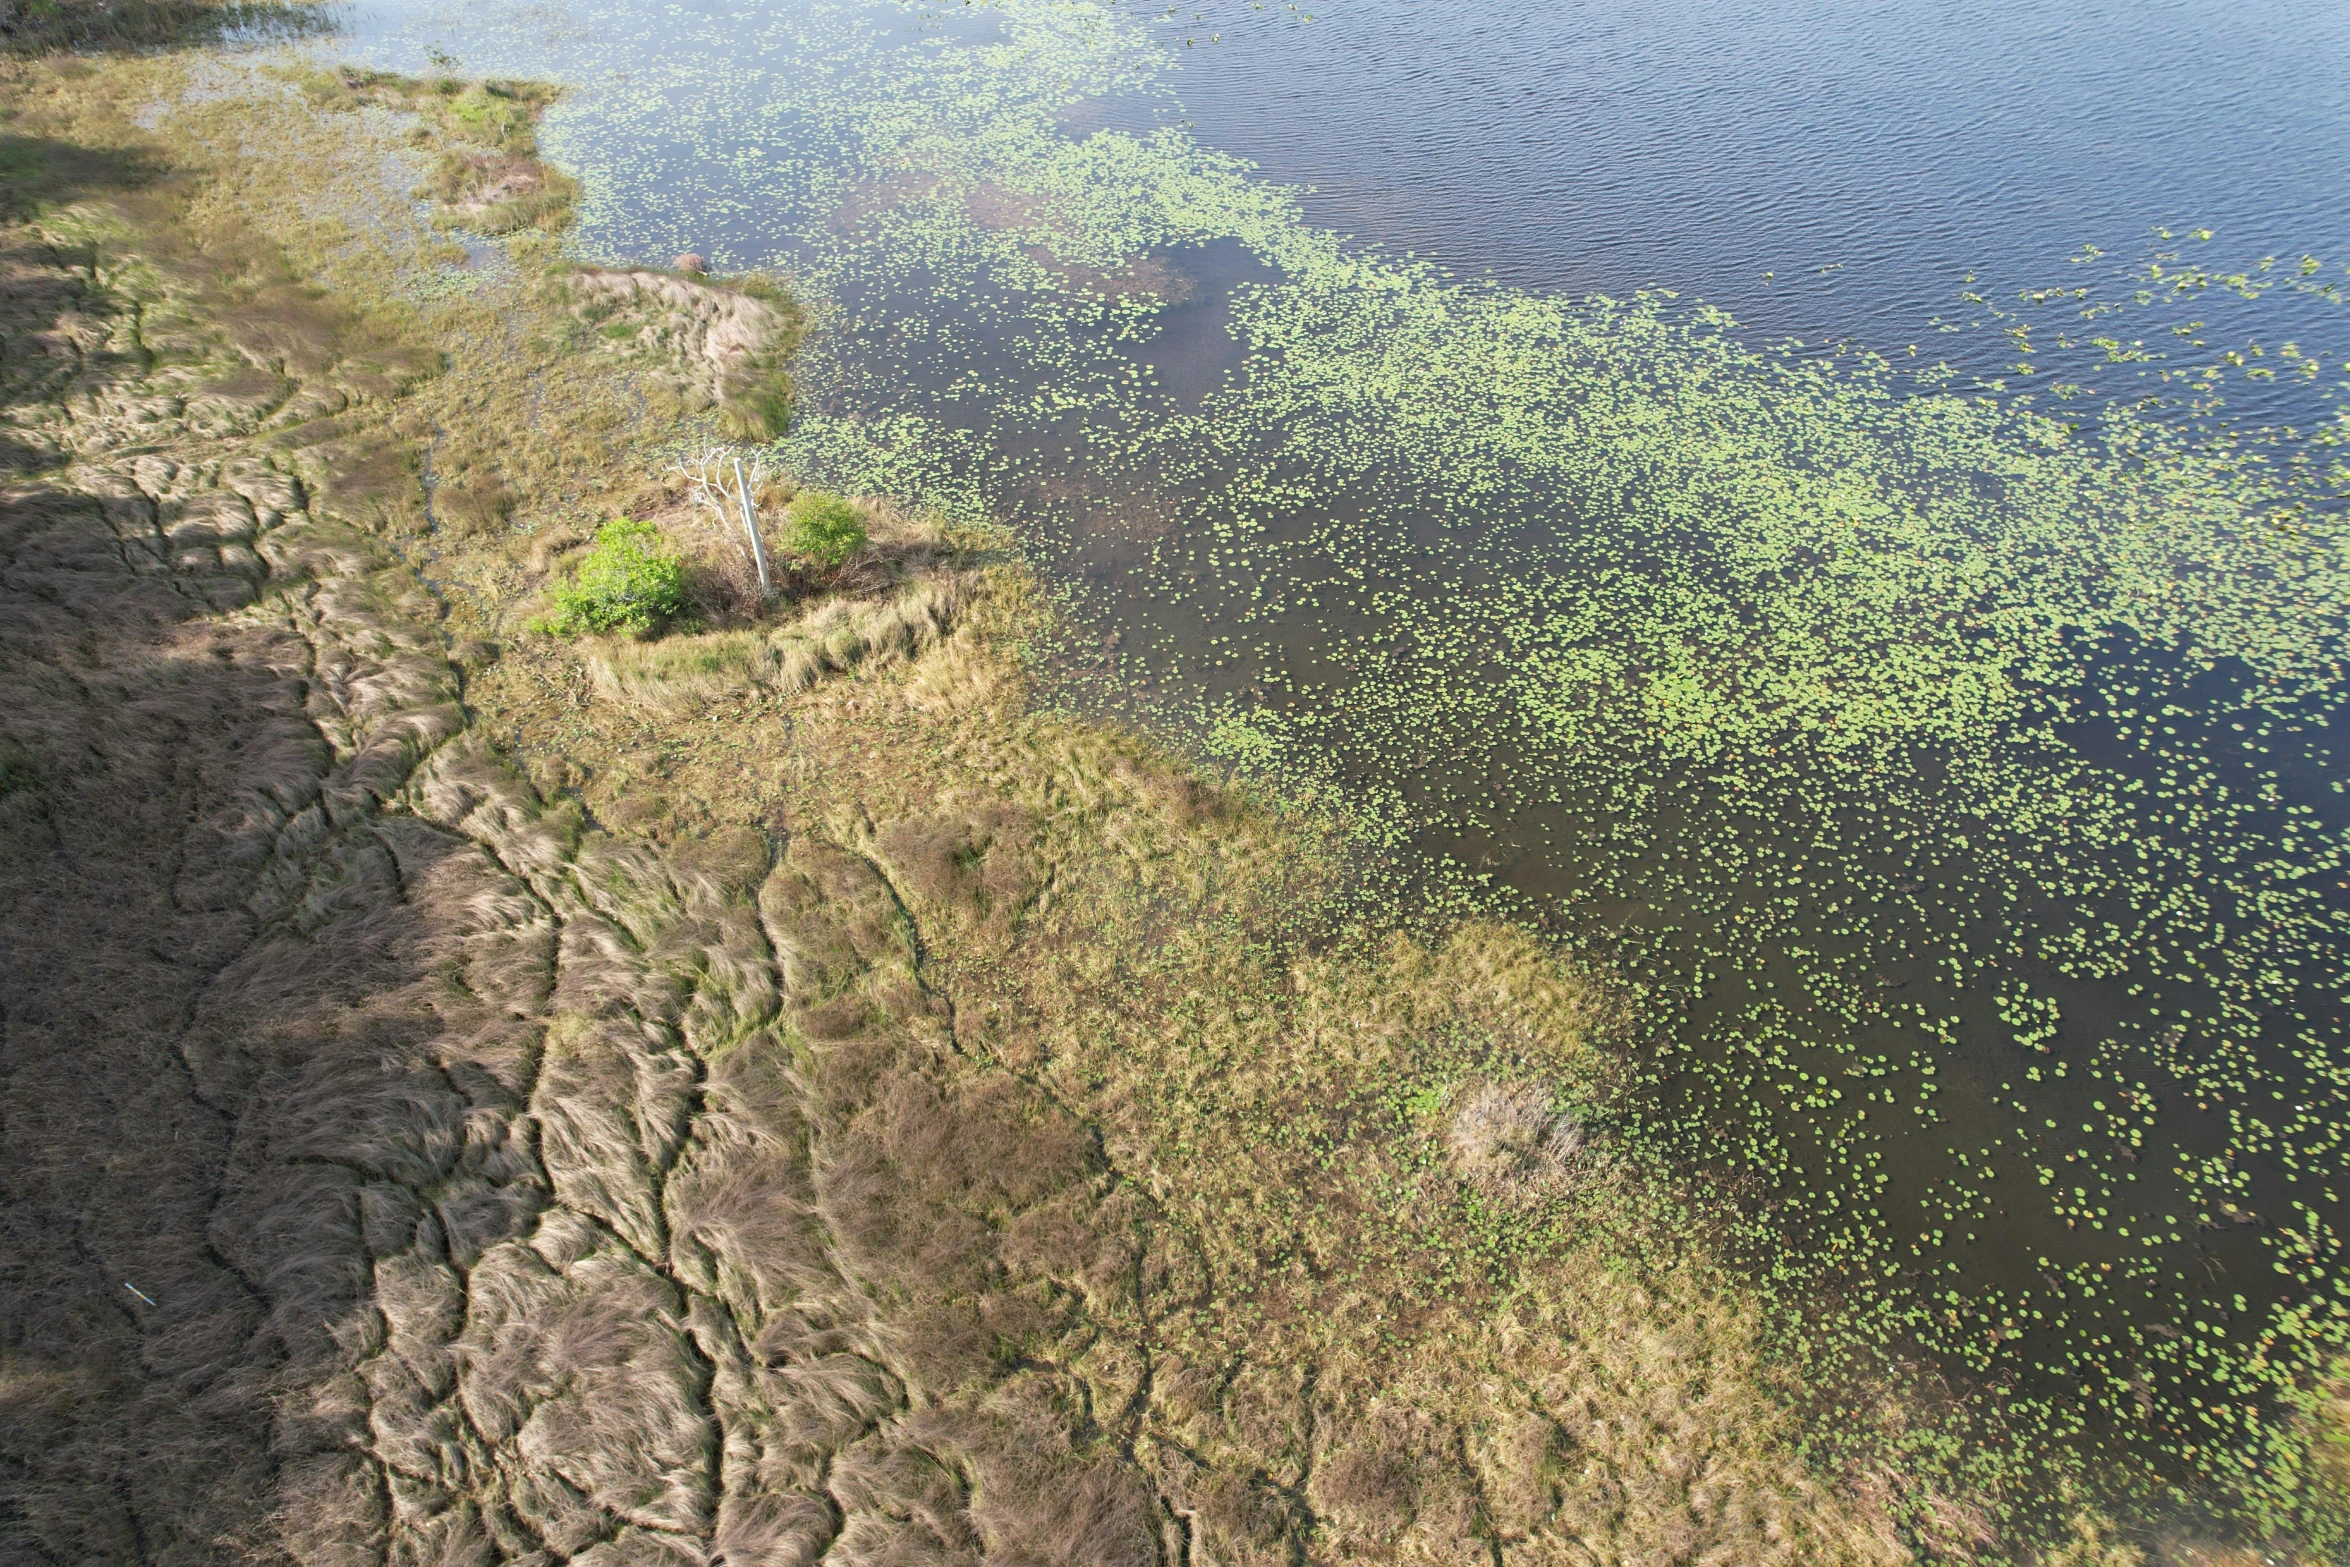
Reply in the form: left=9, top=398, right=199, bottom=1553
left=733, top=457, right=771, bottom=598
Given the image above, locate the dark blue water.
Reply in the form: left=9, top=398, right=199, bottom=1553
left=1127, top=0, right=2350, bottom=374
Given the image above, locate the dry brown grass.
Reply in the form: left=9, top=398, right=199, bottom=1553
left=1445, top=1080, right=1587, bottom=1205
left=583, top=571, right=963, bottom=714
left=565, top=266, right=804, bottom=437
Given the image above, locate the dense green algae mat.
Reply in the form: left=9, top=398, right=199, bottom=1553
left=341, top=0, right=2350, bottom=1530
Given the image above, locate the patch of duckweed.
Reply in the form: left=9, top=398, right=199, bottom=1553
left=334, top=0, right=2350, bottom=1536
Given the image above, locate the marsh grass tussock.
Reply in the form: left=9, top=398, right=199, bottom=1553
left=1445, top=1081, right=1586, bottom=1206
left=584, top=573, right=964, bottom=712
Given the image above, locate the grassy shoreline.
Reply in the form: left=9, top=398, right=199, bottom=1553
left=2, top=31, right=2344, bottom=1567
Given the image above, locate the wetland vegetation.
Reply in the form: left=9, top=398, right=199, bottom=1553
left=472, top=0, right=2350, bottom=1534
left=2, top=2, right=2348, bottom=1563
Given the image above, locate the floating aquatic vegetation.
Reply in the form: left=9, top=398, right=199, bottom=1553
left=333, top=0, right=2350, bottom=1532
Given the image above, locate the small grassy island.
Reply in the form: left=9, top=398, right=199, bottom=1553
left=1, top=10, right=2346, bottom=1566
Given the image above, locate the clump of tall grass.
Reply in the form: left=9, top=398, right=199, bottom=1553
left=564, top=269, right=802, bottom=440
left=712, top=275, right=800, bottom=439
left=1445, top=1081, right=1584, bottom=1204
left=585, top=576, right=961, bottom=712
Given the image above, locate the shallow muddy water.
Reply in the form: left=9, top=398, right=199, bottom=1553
left=325, top=0, right=2350, bottom=1512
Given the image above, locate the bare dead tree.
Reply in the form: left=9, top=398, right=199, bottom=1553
left=675, top=448, right=773, bottom=599
left=733, top=456, right=770, bottom=598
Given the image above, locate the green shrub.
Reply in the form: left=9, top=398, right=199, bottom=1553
left=779, top=491, right=866, bottom=569
left=543, top=518, right=689, bottom=636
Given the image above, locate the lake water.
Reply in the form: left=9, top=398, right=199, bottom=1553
left=1124, top=0, right=2350, bottom=363
left=326, top=0, right=2350, bottom=1516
